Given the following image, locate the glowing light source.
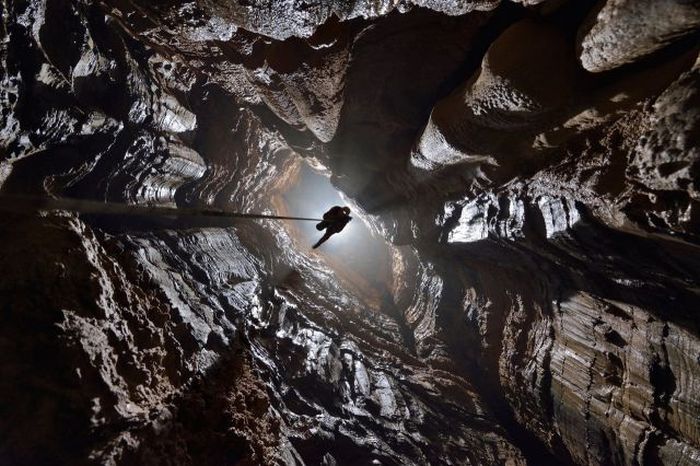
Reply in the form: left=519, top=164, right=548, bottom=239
left=282, top=162, right=391, bottom=290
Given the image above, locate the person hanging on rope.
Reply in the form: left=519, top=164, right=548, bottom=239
left=313, top=206, right=352, bottom=249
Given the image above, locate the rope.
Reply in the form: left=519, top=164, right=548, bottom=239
left=0, top=195, right=323, bottom=222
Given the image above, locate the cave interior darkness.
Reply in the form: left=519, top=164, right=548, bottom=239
left=0, top=0, right=699, bottom=465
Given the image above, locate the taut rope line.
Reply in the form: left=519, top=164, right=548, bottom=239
left=0, top=195, right=323, bottom=222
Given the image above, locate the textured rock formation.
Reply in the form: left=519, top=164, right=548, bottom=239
left=200, top=0, right=499, bottom=40
left=578, top=0, right=700, bottom=72
left=1, top=0, right=699, bottom=465
left=410, top=18, right=576, bottom=175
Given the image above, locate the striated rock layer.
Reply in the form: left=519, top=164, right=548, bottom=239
left=1, top=0, right=699, bottom=465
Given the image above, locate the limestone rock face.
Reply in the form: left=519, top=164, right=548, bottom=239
left=201, top=0, right=500, bottom=40
left=1, top=0, right=699, bottom=465
left=624, top=59, right=700, bottom=238
left=578, top=0, right=700, bottom=72
left=410, top=19, right=576, bottom=175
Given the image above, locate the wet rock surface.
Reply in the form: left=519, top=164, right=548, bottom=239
left=1, top=0, right=699, bottom=465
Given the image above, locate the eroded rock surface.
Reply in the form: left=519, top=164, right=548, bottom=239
left=578, top=0, right=700, bottom=72
left=1, top=0, right=699, bottom=465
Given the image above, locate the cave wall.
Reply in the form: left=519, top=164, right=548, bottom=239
left=1, top=0, right=699, bottom=465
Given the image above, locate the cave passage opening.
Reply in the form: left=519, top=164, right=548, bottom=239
left=282, top=162, right=393, bottom=299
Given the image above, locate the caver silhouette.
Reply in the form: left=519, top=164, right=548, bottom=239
left=313, top=206, right=352, bottom=249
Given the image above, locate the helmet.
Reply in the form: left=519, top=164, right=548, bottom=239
left=342, top=207, right=351, bottom=214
